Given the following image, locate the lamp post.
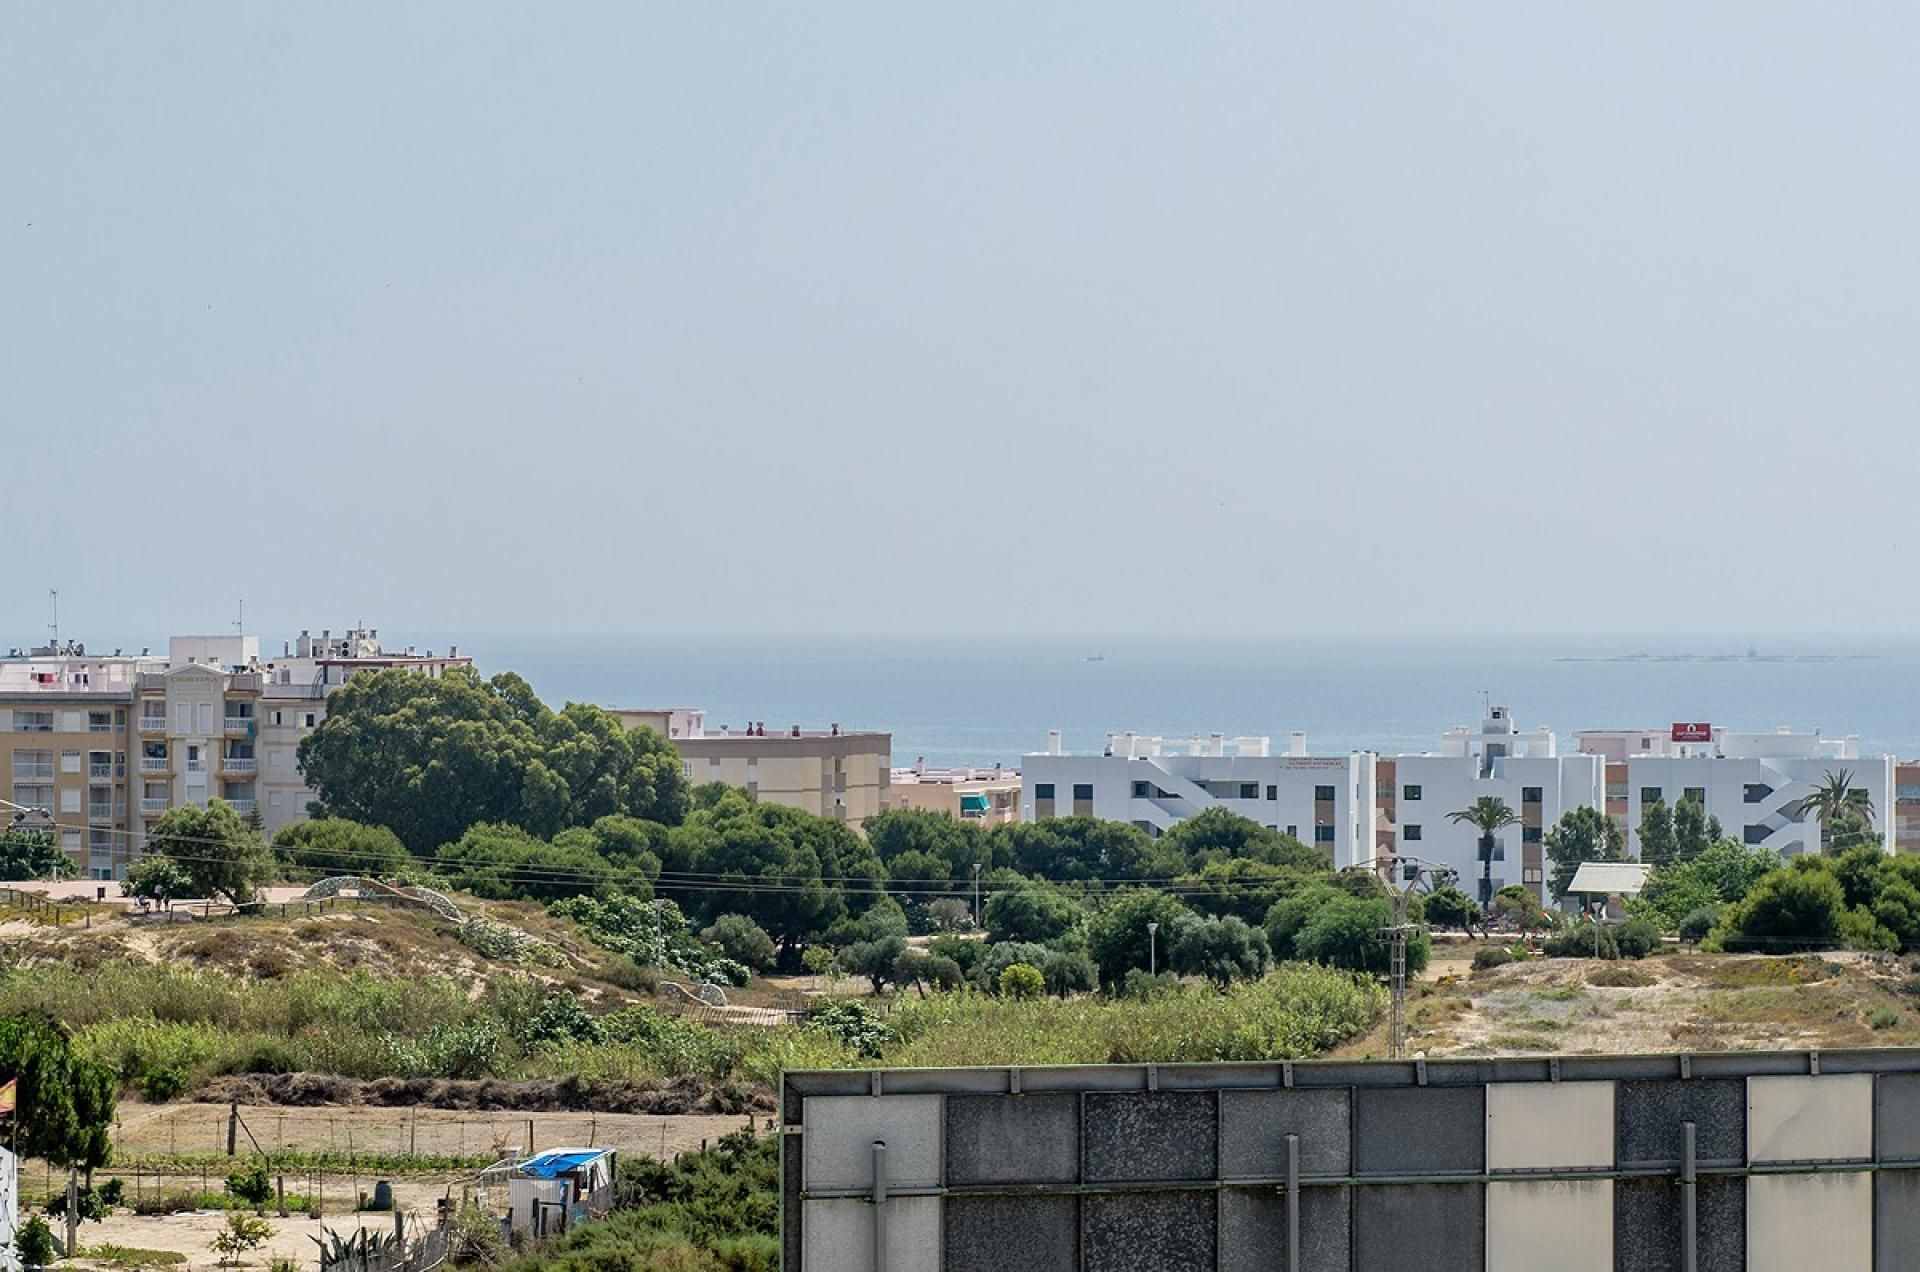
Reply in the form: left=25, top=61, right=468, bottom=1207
left=972, top=861, right=983, bottom=929
left=1147, top=921, right=1160, bottom=976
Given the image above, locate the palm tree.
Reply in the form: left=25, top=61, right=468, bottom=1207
left=1801, top=769, right=1875, bottom=851
left=1448, top=796, right=1521, bottom=904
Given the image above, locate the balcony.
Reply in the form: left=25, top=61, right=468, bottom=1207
left=221, top=757, right=257, bottom=774
left=140, top=798, right=168, bottom=816
left=224, top=798, right=256, bottom=815
left=88, top=722, right=116, bottom=734
left=11, top=722, right=51, bottom=733
left=138, top=717, right=166, bottom=734
left=11, top=766, right=53, bottom=782
left=89, top=763, right=126, bottom=780
left=223, top=717, right=254, bottom=736
left=138, top=757, right=170, bottom=775
left=87, top=803, right=115, bottom=822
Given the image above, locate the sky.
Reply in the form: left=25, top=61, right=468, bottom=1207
left=4, top=4, right=1917, bottom=641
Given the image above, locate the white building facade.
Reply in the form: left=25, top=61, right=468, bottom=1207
left=1385, top=706, right=1606, bottom=906
left=1576, top=727, right=1894, bottom=859
left=1020, top=731, right=1378, bottom=869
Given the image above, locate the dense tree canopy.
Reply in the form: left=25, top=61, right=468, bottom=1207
left=1157, top=809, right=1327, bottom=871
left=983, top=884, right=1082, bottom=945
left=272, top=818, right=410, bottom=878
left=1543, top=806, right=1626, bottom=901
left=993, top=817, right=1181, bottom=884
left=0, top=1016, right=115, bottom=1171
left=0, top=828, right=73, bottom=882
left=298, top=668, right=687, bottom=855
left=1085, top=890, right=1193, bottom=984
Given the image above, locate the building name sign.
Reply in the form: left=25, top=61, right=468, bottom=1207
left=1671, top=722, right=1713, bottom=743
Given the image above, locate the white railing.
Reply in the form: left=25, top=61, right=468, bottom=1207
left=222, top=757, right=257, bottom=774
left=138, top=758, right=169, bottom=775
left=138, top=717, right=167, bottom=733
left=88, top=722, right=116, bottom=733
left=224, top=798, right=256, bottom=815
left=140, top=798, right=168, bottom=815
left=89, top=764, right=123, bottom=779
left=223, top=717, right=253, bottom=734
left=11, top=766, right=54, bottom=781
left=87, top=804, right=113, bottom=821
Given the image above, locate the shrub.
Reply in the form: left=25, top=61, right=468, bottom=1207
left=272, top=819, right=410, bottom=878
left=1715, top=861, right=1845, bottom=953
left=892, top=951, right=964, bottom=995
left=802, top=1000, right=895, bottom=1058
left=225, top=1163, right=272, bottom=1206
left=1168, top=914, right=1271, bottom=987
left=1119, top=970, right=1182, bottom=999
left=140, top=1065, right=189, bottom=1102
left=701, top=915, right=778, bottom=974
left=1545, top=924, right=1618, bottom=960
left=926, top=934, right=982, bottom=976
left=998, top=964, right=1045, bottom=1000
left=1872, top=1007, right=1902, bottom=1030
left=1292, top=895, right=1427, bottom=975
left=983, top=886, right=1082, bottom=946
left=1085, top=891, right=1193, bottom=986
left=1678, top=905, right=1722, bottom=944
left=1041, top=949, right=1099, bottom=997
left=927, top=898, right=972, bottom=931
left=209, top=1214, right=274, bottom=1265
left=16, top=1217, right=54, bottom=1270
left=1614, top=917, right=1661, bottom=959
left=1472, top=946, right=1519, bottom=971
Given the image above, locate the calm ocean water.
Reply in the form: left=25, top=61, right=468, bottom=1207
left=437, top=634, right=1920, bottom=769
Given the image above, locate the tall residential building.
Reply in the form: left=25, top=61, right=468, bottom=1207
left=613, top=711, right=892, bottom=830
left=2, top=626, right=469, bottom=877
left=1019, top=731, right=1378, bottom=869
left=886, top=762, right=1022, bottom=827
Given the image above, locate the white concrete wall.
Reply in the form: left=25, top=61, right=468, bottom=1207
left=1622, top=754, right=1894, bottom=857
left=1387, top=753, right=1605, bottom=902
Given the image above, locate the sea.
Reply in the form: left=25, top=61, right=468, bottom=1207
left=432, top=633, right=1920, bottom=769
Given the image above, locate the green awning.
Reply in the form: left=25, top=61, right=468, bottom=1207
left=959, top=794, right=991, bottom=812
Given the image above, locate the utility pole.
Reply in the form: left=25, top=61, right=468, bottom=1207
left=1375, top=853, right=1456, bottom=1061
left=1147, top=921, right=1159, bottom=977
left=972, top=861, right=983, bottom=928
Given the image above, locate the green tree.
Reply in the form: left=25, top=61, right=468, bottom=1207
left=0, top=827, right=73, bottom=881
left=272, top=818, right=410, bottom=878
left=1167, top=914, right=1271, bottom=987
left=1636, top=840, right=1781, bottom=929
left=990, top=818, right=1178, bottom=885
left=298, top=667, right=688, bottom=855
left=1084, top=890, right=1192, bottom=985
left=1672, top=794, right=1722, bottom=863
left=1158, top=808, right=1327, bottom=871
left=865, top=808, right=995, bottom=888
left=0, top=1015, right=116, bottom=1173
left=997, top=963, right=1045, bottom=1000
left=1637, top=798, right=1677, bottom=869
left=145, top=801, right=272, bottom=905
left=1802, top=769, right=1876, bottom=851
left=701, top=914, right=778, bottom=972
left=210, top=1213, right=275, bottom=1265
left=1490, top=884, right=1551, bottom=932
left=1543, top=806, right=1627, bottom=900
left=983, top=885, right=1082, bottom=945
left=434, top=823, right=617, bottom=901
left=1040, top=948, right=1099, bottom=997
left=841, top=936, right=908, bottom=994
left=1715, top=859, right=1845, bottom=953
left=1174, top=858, right=1324, bottom=925
left=15, top=1217, right=53, bottom=1270
left=891, top=950, right=964, bottom=996
left=1422, top=885, right=1482, bottom=935
left=1830, top=844, right=1888, bottom=910
left=1293, top=894, right=1428, bottom=975
left=1448, top=796, right=1520, bottom=902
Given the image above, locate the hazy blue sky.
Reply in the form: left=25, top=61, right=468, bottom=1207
left=5, top=5, right=1916, bottom=641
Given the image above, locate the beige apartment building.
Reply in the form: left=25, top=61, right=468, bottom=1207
left=614, top=709, right=891, bottom=830
left=2, top=627, right=469, bottom=878
left=886, top=762, right=1022, bottom=826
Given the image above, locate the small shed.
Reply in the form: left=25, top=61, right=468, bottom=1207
left=1566, top=862, right=1653, bottom=922
left=487, top=1148, right=617, bottom=1237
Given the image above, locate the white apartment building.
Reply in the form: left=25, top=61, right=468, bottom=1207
left=1383, top=706, right=1606, bottom=906
left=1020, top=731, right=1378, bottom=869
left=1575, top=726, right=1894, bottom=859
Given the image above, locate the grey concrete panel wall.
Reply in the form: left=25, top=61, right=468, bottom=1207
left=1747, top=1173, right=1872, bottom=1272
left=1614, top=1176, right=1745, bottom=1272
left=945, top=1094, right=1079, bottom=1185
left=1486, top=1180, right=1611, bottom=1272
left=1352, top=1184, right=1483, bottom=1272
left=800, top=1197, right=941, bottom=1272
left=1487, top=1082, right=1614, bottom=1170
left=1218, top=1186, right=1349, bottom=1272
left=802, top=1095, right=943, bottom=1191
left=1083, top=1191, right=1214, bottom=1272
left=1616, top=1078, right=1747, bottom=1167
left=1874, top=1072, right=1920, bottom=1161
left=1748, top=1074, right=1873, bottom=1163
left=944, top=1195, right=1077, bottom=1272
left=1083, top=1091, right=1217, bottom=1183
left=1354, top=1086, right=1485, bottom=1176
left=1217, top=1088, right=1351, bottom=1179
left=1873, top=1171, right=1920, bottom=1272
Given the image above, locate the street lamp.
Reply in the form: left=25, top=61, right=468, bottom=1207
left=1147, top=921, right=1160, bottom=976
left=971, top=861, right=984, bottom=928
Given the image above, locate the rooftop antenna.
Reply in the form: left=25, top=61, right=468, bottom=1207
left=234, top=599, right=244, bottom=634
left=48, top=590, right=58, bottom=647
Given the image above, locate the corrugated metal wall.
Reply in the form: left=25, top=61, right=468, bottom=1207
left=782, top=1051, right=1920, bottom=1271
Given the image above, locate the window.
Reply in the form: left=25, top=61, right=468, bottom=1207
left=197, top=703, right=213, bottom=734
left=11, top=785, right=50, bottom=808
left=1314, top=826, right=1336, bottom=843
left=1314, top=785, right=1336, bottom=802
left=60, top=750, right=81, bottom=773
left=1683, top=787, right=1706, bottom=804
left=1522, top=786, right=1542, bottom=804
left=1523, top=826, right=1543, bottom=843
left=303, top=713, right=316, bottom=728
left=59, top=789, right=80, bottom=814
left=1746, top=784, right=1774, bottom=804
left=13, top=711, right=52, bottom=733
left=1132, top=781, right=1151, bottom=799
left=1404, top=824, right=1422, bottom=841
left=1523, top=867, right=1543, bottom=884
left=186, top=745, right=203, bottom=772
left=1744, top=825, right=1770, bottom=845
left=1072, top=783, right=1093, bottom=801
left=1403, top=785, right=1422, bottom=801
left=1239, top=783, right=1259, bottom=800
left=11, top=751, right=52, bottom=780
left=1640, top=787, right=1662, bottom=805
left=1266, top=785, right=1277, bottom=801
left=175, top=703, right=189, bottom=733
left=1035, top=784, right=1055, bottom=800
left=1286, top=825, right=1298, bottom=837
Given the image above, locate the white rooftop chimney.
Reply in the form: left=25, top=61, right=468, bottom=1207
left=1047, top=729, right=1063, bottom=756
left=1289, top=731, right=1308, bottom=757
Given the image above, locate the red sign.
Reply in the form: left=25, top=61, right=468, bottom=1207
left=1671, top=723, right=1712, bottom=743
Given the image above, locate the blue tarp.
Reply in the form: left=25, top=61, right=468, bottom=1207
left=518, top=1150, right=610, bottom=1179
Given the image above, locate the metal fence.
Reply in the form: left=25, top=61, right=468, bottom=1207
left=782, top=1048, right=1920, bottom=1272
